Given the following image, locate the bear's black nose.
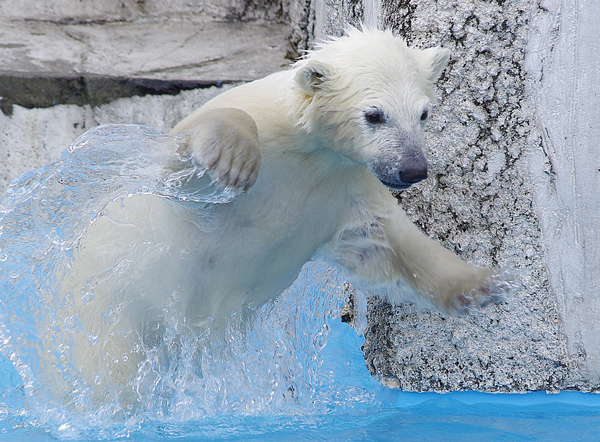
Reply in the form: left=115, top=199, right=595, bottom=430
left=399, top=168, right=428, bottom=184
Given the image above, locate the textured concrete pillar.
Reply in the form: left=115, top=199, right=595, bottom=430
left=525, top=0, right=600, bottom=386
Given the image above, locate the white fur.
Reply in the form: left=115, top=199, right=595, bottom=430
left=56, top=28, right=508, bottom=406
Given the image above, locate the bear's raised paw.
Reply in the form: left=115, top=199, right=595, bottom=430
left=176, top=108, right=261, bottom=191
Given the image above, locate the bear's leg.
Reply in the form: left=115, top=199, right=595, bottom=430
left=331, top=193, right=513, bottom=314
left=170, top=108, right=261, bottom=191
left=381, top=212, right=512, bottom=313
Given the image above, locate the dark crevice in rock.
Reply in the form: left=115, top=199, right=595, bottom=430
left=0, top=74, right=229, bottom=116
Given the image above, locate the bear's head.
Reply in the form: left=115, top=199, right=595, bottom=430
left=293, top=28, right=450, bottom=190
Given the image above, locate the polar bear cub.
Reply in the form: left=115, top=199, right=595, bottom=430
left=58, top=28, right=510, bottom=405
left=168, top=27, right=508, bottom=315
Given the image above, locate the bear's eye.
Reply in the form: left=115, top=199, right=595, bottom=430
left=364, top=108, right=385, bottom=125
left=420, top=110, right=429, bottom=122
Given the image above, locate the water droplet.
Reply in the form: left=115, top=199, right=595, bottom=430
left=105, top=304, right=122, bottom=324
left=64, top=315, right=79, bottom=331
left=82, top=291, right=94, bottom=303
left=63, top=293, right=75, bottom=307
left=169, top=289, right=182, bottom=303
left=106, top=310, right=118, bottom=324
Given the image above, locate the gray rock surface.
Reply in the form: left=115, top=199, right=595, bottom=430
left=0, top=0, right=292, bottom=24
left=0, top=20, right=288, bottom=82
left=356, top=0, right=574, bottom=393
left=0, top=1, right=294, bottom=191
left=0, top=19, right=289, bottom=114
left=338, top=0, right=598, bottom=392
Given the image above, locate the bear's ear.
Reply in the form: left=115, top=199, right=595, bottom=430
left=294, top=61, right=334, bottom=95
left=419, top=47, right=451, bottom=83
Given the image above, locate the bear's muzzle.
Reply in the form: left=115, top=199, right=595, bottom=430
left=367, top=135, right=428, bottom=190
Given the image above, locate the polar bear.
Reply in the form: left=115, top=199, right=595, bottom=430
left=53, top=28, right=510, bottom=406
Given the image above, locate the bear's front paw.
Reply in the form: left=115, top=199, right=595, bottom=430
left=442, top=268, right=518, bottom=315
left=178, top=108, right=261, bottom=191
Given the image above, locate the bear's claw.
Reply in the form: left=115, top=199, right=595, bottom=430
left=448, top=269, right=519, bottom=315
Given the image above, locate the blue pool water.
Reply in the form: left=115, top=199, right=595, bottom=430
left=0, top=125, right=599, bottom=441
left=2, top=317, right=600, bottom=441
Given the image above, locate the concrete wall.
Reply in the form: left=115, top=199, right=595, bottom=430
left=525, top=0, right=600, bottom=386
left=0, top=0, right=311, bottom=61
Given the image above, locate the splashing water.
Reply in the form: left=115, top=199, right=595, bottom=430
left=0, top=124, right=375, bottom=440
left=2, top=124, right=600, bottom=442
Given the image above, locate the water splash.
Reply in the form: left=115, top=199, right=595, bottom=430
left=0, top=124, right=374, bottom=440
left=2, top=125, right=600, bottom=442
